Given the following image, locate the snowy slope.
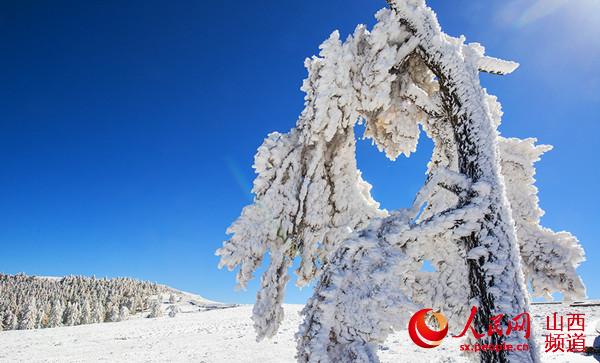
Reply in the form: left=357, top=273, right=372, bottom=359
left=127, top=287, right=237, bottom=318
left=1, top=302, right=599, bottom=362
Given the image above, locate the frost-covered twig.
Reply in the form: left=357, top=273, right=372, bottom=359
left=499, top=137, right=585, bottom=301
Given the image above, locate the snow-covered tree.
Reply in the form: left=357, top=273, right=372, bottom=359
left=18, top=298, right=37, bottom=330
left=106, top=304, right=120, bottom=322
left=63, top=301, right=80, bottom=326
left=133, top=295, right=144, bottom=313
left=79, top=299, right=91, bottom=325
left=148, top=299, right=163, bottom=318
left=91, top=300, right=105, bottom=324
left=143, top=296, right=151, bottom=311
left=35, top=307, right=47, bottom=329
left=49, top=300, right=63, bottom=327
left=217, top=1, right=585, bottom=362
left=169, top=293, right=177, bottom=304
left=3, top=309, right=18, bottom=330
left=119, top=306, right=130, bottom=321
left=168, top=304, right=179, bottom=318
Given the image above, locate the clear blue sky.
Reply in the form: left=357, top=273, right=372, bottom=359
left=1, top=0, right=598, bottom=304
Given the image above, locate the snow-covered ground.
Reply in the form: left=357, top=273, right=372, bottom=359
left=1, top=300, right=598, bottom=362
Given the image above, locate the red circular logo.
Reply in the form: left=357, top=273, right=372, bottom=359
left=408, top=308, right=449, bottom=348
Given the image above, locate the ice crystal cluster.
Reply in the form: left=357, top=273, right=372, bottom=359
left=217, top=1, right=585, bottom=361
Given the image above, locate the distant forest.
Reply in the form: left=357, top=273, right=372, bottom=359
left=0, top=274, right=172, bottom=331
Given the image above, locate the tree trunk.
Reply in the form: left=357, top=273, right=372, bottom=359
left=386, top=1, right=538, bottom=361
left=420, top=34, right=537, bottom=363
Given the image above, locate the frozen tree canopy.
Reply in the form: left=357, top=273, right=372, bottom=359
left=216, top=0, right=585, bottom=362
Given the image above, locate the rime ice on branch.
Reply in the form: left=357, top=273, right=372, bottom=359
left=216, top=1, right=585, bottom=362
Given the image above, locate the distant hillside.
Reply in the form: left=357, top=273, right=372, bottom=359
left=0, top=273, right=226, bottom=332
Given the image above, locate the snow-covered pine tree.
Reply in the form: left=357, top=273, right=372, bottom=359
left=133, top=295, right=144, bottom=313
left=148, top=298, right=163, bottom=318
left=3, top=309, right=18, bottom=330
left=143, top=296, right=151, bottom=311
left=35, top=306, right=47, bottom=329
left=106, top=303, right=120, bottom=322
left=124, top=295, right=136, bottom=313
left=217, top=1, right=585, bottom=362
left=79, top=299, right=91, bottom=325
left=49, top=299, right=63, bottom=328
left=18, top=298, right=37, bottom=330
left=63, top=301, right=80, bottom=326
left=119, top=305, right=130, bottom=321
left=168, top=304, right=179, bottom=318
left=91, top=300, right=105, bottom=324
